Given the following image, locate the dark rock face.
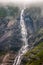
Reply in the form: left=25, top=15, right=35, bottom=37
left=0, top=6, right=43, bottom=52
left=23, top=7, right=43, bottom=48
left=0, top=6, right=21, bottom=52
left=24, top=7, right=41, bottom=33
left=0, top=17, right=23, bottom=52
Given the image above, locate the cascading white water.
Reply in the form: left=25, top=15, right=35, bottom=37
left=13, top=9, right=28, bottom=65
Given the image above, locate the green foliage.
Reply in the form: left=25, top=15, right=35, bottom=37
left=22, top=42, right=43, bottom=65
left=7, top=6, right=19, bottom=17
left=0, top=51, right=6, bottom=56
left=0, top=6, right=20, bottom=17
left=0, top=7, right=7, bottom=17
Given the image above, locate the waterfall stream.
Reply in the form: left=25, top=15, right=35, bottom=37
left=13, top=9, right=28, bottom=65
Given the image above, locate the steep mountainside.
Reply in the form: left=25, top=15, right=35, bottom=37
left=21, top=40, right=43, bottom=65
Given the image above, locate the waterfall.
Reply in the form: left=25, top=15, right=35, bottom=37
left=13, top=9, right=28, bottom=65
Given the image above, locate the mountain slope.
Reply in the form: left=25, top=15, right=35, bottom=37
left=21, top=40, right=43, bottom=65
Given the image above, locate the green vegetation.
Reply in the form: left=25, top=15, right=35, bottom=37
left=0, top=7, right=7, bottom=17
left=0, top=6, right=20, bottom=17
left=7, top=6, right=19, bottom=17
left=22, top=42, right=43, bottom=65
left=0, top=51, right=7, bottom=56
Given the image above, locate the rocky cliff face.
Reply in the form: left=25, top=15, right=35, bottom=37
left=20, top=7, right=43, bottom=65
left=0, top=6, right=43, bottom=52
left=0, top=6, right=21, bottom=52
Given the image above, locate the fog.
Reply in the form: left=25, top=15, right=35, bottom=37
left=0, top=0, right=43, bottom=7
